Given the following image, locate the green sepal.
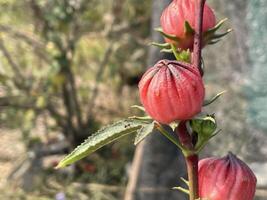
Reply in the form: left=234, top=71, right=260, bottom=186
left=172, top=186, right=189, bottom=195
left=184, top=21, right=195, bottom=35
left=150, top=42, right=171, bottom=49
left=160, top=48, right=173, bottom=53
left=131, top=105, right=146, bottom=112
left=210, top=29, right=232, bottom=39
left=204, top=18, right=232, bottom=45
left=203, top=91, right=226, bottom=106
left=56, top=119, right=149, bottom=169
left=205, top=18, right=228, bottom=35
left=176, top=49, right=191, bottom=63
left=180, top=177, right=189, bottom=186
left=206, top=29, right=232, bottom=45
left=154, top=27, right=180, bottom=42
left=129, top=116, right=152, bottom=121
left=134, top=121, right=155, bottom=145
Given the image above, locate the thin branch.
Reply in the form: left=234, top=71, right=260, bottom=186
left=0, top=25, right=52, bottom=64
left=0, top=96, right=66, bottom=129
left=86, top=42, right=114, bottom=124
left=66, top=62, right=83, bottom=128
left=0, top=38, right=24, bottom=82
left=46, top=103, right=67, bottom=129
left=0, top=25, right=44, bottom=48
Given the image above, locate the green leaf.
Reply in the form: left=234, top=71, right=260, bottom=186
left=134, top=122, right=155, bottom=145
left=56, top=119, right=147, bottom=168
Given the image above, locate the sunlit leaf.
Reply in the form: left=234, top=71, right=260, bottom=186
left=56, top=119, right=148, bottom=168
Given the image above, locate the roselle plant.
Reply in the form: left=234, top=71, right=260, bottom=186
left=56, top=0, right=257, bottom=200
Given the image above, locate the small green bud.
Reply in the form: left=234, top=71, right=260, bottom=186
left=190, top=116, right=218, bottom=152
left=191, top=116, right=216, bottom=137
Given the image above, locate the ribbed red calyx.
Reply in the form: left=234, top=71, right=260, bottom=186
left=160, top=0, right=216, bottom=50
left=138, top=60, right=205, bottom=124
left=198, top=153, right=257, bottom=200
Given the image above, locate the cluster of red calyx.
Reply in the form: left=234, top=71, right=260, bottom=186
left=199, top=153, right=257, bottom=200
left=138, top=0, right=217, bottom=124
left=160, top=0, right=216, bottom=50
left=138, top=0, right=257, bottom=199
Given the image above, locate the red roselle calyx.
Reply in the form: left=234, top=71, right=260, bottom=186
left=199, top=153, right=257, bottom=200
left=160, top=0, right=216, bottom=50
left=138, top=60, right=205, bottom=124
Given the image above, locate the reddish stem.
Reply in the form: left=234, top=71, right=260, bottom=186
left=176, top=121, right=194, bottom=150
left=177, top=121, right=199, bottom=199
left=193, top=0, right=206, bottom=76
left=186, top=154, right=199, bottom=200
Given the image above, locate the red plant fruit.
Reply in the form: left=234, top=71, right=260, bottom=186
left=199, top=153, right=257, bottom=200
left=160, top=0, right=216, bottom=50
left=138, top=60, right=205, bottom=124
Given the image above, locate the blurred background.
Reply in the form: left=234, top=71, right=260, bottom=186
left=0, top=0, right=267, bottom=199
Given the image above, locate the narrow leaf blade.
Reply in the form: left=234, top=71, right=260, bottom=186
left=203, top=91, right=227, bottom=106
left=56, top=119, right=145, bottom=168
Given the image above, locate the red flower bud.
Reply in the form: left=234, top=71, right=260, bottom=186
left=160, top=0, right=216, bottom=50
left=138, top=60, right=205, bottom=124
left=199, top=153, right=257, bottom=200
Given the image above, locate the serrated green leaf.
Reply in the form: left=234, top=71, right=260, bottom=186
left=134, top=122, right=155, bottom=145
left=56, top=119, right=147, bottom=168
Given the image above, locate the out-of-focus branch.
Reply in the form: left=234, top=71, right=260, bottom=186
left=0, top=38, right=24, bottom=85
left=86, top=42, right=114, bottom=125
left=65, top=41, right=83, bottom=128
left=0, top=25, right=51, bottom=64
left=76, top=17, right=147, bottom=43
left=0, top=97, right=38, bottom=110
left=46, top=103, right=67, bottom=129
left=0, top=37, right=66, bottom=129
left=0, top=96, right=67, bottom=129
left=0, top=25, right=44, bottom=48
